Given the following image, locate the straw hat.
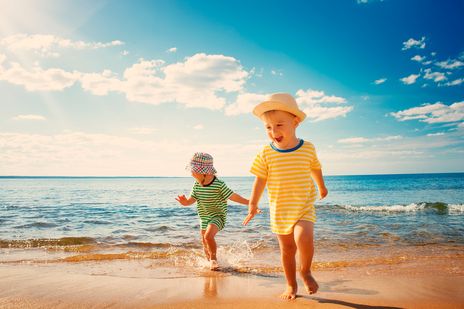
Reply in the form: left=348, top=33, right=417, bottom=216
left=252, top=93, right=306, bottom=121
left=186, top=152, right=217, bottom=175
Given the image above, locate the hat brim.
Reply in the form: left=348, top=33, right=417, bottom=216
left=252, top=101, right=306, bottom=121
left=185, top=164, right=217, bottom=175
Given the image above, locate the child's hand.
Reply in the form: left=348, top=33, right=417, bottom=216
left=242, top=205, right=262, bottom=225
left=319, top=186, right=328, bottom=200
left=175, top=195, right=190, bottom=206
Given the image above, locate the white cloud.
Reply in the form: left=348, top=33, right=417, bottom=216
left=296, top=89, right=352, bottom=122
left=0, top=61, right=80, bottom=91
left=296, top=89, right=347, bottom=105
left=400, top=73, right=420, bottom=85
left=391, top=101, right=464, bottom=125
left=301, top=105, right=353, bottom=122
left=0, top=132, right=261, bottom=176
left=442, top=78, right=463, bottom=87
left=338, top=137, right=369, bottom=144
left=427, top=132, right=445, bottom=137
left=411, top=55, right=426, bottom=62
left=324, top=131, right=464, bottom=175
left=167, top=47, right=177, bottom=53
left=1, top=52, right=249, bottom=111
left=423, top=68, right=447, bottom=82
left=193, top=124, right=204, bottom=130
left=80, top=70, right=123, bottom=95
left=163, top=53, right=247, bottom=93
left=402, top=37, right=426, bottom=50
left=121, top=50, right=129, bottom=56
left=117, top=53, right=248, bottom=110
left=0, top=34, right=124, bottom=57
left=435, top=59, right=464, bottom=69
left=1, top=48, right=352, bottom=122
left=382, top=135, right=403, bottom=141
left=271, top=69, right=283, bottom=76
left=325, top=135, right=457, bottom=168
left=338, top=135, right=402, bottom=144
left=374, top=78, right=387, bottom=85
left=328, top=149, right=425, bottom=160
left=225, top=92, right=268, bottom=116
left=12, top=114, right=46, bottom=121
left=356, top=0, right=384, bottom=3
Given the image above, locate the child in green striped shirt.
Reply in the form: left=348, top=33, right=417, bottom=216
left=176, top=152, right=250, bottom=270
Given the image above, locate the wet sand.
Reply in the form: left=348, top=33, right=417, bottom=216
left=1, top=251, right=464, bottom=309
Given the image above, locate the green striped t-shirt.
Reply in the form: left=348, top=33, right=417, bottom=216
left=190, top=177, right=234, bottom=225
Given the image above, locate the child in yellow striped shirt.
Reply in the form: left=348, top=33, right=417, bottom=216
left=243, top=93, right=328, bottom=300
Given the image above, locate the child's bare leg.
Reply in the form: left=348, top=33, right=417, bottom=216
left=276, top=233, right=298, bottom=300
left=204, top=224, right=219, bottom=261
left=200, top=230, right=210, bottom=260
left=294, top=220, right=319, bottom=294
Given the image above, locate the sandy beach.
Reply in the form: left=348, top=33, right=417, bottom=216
left=1, top=245, right=463, bottom=309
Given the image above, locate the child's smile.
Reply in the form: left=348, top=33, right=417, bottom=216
left=260, top=110, right=300, bottom=150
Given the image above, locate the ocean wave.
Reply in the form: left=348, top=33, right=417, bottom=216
left=144, top=225, right=175, bottom=232
left=324, top=202, right=464, bottom=214
left=83, top=219, right=112, bottom=225
left=0, top=237, right=96, bottom=248
left=15, top=222, right=59, bottom=229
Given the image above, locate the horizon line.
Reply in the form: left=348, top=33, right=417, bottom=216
left=1, top=172, right=463, bottom=179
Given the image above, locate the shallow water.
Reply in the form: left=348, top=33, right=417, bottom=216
left=1, top=174, right=463, bottom=268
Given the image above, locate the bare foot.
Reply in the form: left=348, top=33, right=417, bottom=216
left=279, top=285, right=297, bottom=300
left=210, top=260, right=219, bottom=271
left=301, top=272, right=319, bottom=294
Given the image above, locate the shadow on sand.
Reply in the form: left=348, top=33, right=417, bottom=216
left=309, top=297, right=403, bottom=309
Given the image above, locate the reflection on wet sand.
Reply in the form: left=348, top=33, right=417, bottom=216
left=203, top=276, right=218, bottom=298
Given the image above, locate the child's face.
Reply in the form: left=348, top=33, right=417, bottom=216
left=260, top=110, right=300, bottom=149
left=191, top=172, right=204, bottom=183
left=191, top=172, right=213, bottom=184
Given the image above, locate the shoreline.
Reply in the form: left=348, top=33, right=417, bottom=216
left=1, top=246, right=463, bottom=309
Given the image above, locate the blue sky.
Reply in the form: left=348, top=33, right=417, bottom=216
left=0, top=0, right=463, bottom=176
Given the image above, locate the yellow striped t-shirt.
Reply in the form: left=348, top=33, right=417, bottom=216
left=250, top=139, right=321, bottom=235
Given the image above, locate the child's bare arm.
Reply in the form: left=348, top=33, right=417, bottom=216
left=228, top=193, right=249, bottom=206
left=310, top=168, right=328, bottom=199
left=175, top=195, right=196, bottom=206
left=242, top=176, right=266, bottom=225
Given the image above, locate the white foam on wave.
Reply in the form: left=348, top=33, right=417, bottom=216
left=341, top=203, right=426, bottom=212
left=449, top=204, right=464, bottom=214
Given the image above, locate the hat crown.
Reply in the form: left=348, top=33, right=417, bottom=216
left=191, top=152, right=213, bottom=166
left=252, top=92, right=306, bottom=121
left=267, top=93, right=298, bottom=107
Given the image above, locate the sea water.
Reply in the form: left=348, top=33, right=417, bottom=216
left=1, top=174, right=463, bottom=272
